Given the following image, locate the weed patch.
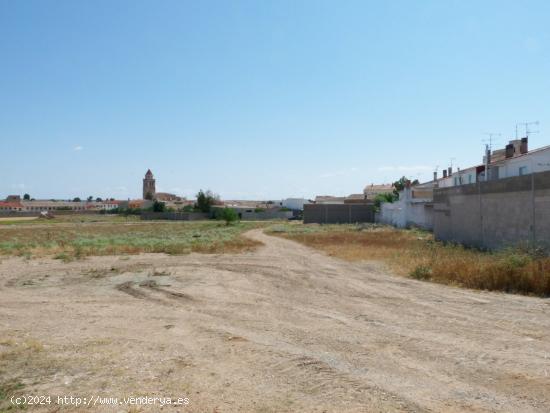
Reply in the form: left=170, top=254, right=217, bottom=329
left=0, top=220, right=264, bottom=259
left=267, top=223, right=550, bottom=296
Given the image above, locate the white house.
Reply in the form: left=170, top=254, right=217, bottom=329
left=486, top=144, right=550, bottom=180
left=434, top=138, right=550, bottom=188
left=436, top=165, right=482, bottom=188
left=281, top=198, right=311, bottom=211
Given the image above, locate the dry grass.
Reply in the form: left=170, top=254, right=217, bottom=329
left=267, top=223, right=550, bottom=297
left=0, top=213, right=141, bottom=226
left=0, top=219, right=264, bottom=260
left=0, top=337, right=46, bottom=411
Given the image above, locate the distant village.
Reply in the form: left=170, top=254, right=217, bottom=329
left=0, top=167, right=391, bottom=215
left=2, top=133, right=549, bottom=250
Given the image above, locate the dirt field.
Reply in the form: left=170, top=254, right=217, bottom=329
left=1, top=229, right=549, bottom=412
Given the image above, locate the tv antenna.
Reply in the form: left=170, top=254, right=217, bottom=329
left=516, top=121, right=539, bottom=139
left=482, top=132, right=501, bottom=150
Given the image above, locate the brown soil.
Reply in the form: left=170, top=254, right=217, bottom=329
left=1, top=229, right=549, bottom=412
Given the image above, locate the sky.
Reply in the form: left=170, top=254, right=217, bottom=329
left=1, top=0, right=549, bottom=200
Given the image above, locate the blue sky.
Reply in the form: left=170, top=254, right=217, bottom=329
left=1, top=0, right=549, bottom=200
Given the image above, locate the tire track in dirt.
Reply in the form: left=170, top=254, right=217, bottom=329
left=1, top=228, right=549, bottom=412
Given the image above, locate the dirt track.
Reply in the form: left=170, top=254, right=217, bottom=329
left=1, top=229, right=549, bottom=412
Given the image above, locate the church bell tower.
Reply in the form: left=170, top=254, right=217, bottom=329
left=143, top=169, right=156, bottom=200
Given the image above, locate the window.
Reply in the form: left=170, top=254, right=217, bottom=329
left=519, top=166, right=528, bottom=176
left=468, top=174, right=473, bottom=184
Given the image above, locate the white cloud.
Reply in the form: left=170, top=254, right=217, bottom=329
left=73, top=145, right=84, bottom=151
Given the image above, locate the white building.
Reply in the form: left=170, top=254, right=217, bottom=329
left=15, top=200, right=120, bottom=212
left=486, top=144, right=550, bottom=180
left=377, top=186, right=434, bottom=230
left=434, top=139, right=550, bottom=188
left=436, top=165, right=482, bottom=188
left=281, top=198, right=311, bottom=211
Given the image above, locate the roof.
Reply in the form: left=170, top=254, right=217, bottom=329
left=432, top=143, right=550, bottom=181
left=20, top=201, right=87, bottom=207
left=363, top=184, right=394, bottom=194
left=145, top=169, right=154, bottom=178
left=489, top=144, right=550, bottom=165
left=314, top=196, right=346, bottom=204
left=0, top=201, right=23, bottom=208
left=455, top=165, right=481, bottom=173
left=346, top=194, right=366, bottom=200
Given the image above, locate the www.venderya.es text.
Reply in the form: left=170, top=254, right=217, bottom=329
left=10, top=395, right=190, bottom=408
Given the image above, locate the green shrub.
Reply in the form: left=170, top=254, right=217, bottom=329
left=374, top=192, right=398, bottom=211
left=217, top=208, right=239, bottom=225
left=410, top=265, right=432, bottom=280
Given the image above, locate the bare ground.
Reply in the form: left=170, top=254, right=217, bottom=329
left=1, top=229, right=549, bottom=412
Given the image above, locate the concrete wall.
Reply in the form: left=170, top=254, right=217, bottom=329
left=239, top=210, right=293, bottom=220
left=433, top=170, right=550, bottom=250
left=303, top=204, right=374, bottom=224
left=140, top=212, right=209, bottom=221
left=211, top=207, right=292, bottom=221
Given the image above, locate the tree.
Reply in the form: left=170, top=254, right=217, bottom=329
left=73, top=197, right=81, bottom=202
left=96, top=197, right=103, bottom=202
left=217, top=207, right=238, bottom=225
left=392, top=176, right=407, bottom=195
left=195, top=189, right=219, bottom=213
left=392, top=176, right=420, bottom=196
left=152, top=201, right=166, bottom=212
left=87, top=196, right=93, bottom=202
left=23, top=193, right=30, bottom=200
left=374, top=192, right=398, bottom=211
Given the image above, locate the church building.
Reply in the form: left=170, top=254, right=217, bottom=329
left=143, top=169, right=156, bottom=200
